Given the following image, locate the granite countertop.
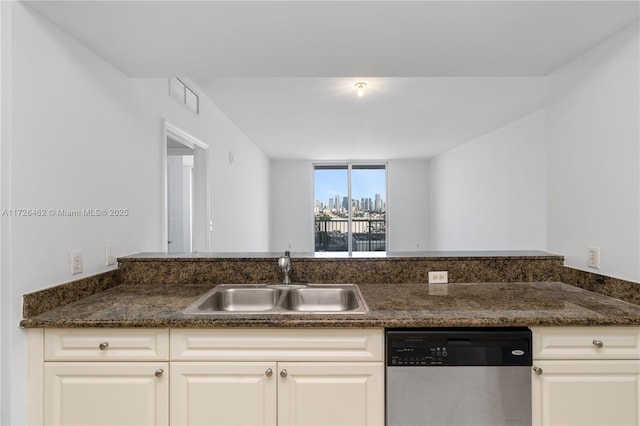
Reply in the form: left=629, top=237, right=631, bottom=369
left=119, top=250, right=562, bottom=261
left=20, top=281, right=640, bottom=328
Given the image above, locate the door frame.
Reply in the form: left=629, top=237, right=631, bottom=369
left=161, top=121, right=210, bottom=252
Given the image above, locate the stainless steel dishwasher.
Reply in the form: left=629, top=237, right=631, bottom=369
left=386, top=328, right=532, bottom=426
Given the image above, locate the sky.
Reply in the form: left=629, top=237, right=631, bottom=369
left=314, top=167, right=386, bottom=205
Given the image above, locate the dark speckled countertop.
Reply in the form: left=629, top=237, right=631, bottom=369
left=118, top=250, right=561, bottom=261
left=20, top=282, right=640, bottom=328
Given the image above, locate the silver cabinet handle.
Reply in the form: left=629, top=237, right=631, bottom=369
left=533, top=366, right=543, bottom=375
left=155, top=369, right=164, bottom=378
left=593, top=340, right=604, bottom=348
left=280, top=369, right=288, bottom=378
left=99, top=342, right=109, bottom=350
left=265, top=368, right=273, bottom=377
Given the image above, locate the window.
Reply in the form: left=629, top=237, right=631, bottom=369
left=314, top=164, right=386, bottom=253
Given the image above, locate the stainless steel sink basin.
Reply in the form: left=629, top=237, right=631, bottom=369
left=183, top=284, right=368, bottom=315
left=281, top=288, right=360, bottom=312
left=194, top=286, right=280, bottom=312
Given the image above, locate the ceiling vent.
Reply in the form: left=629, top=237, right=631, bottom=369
left=169, top=78, right=199, bottom=114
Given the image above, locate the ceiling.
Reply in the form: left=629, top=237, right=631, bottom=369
left=27, top=1, right=639, bottom=159
left=195, top=77, right=546, bottom=159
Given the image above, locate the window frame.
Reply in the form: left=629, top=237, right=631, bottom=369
left=312, top=162, right=388, bottom=254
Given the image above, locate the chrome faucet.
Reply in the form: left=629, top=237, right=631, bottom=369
left=278, top=251, right=291, bottom=285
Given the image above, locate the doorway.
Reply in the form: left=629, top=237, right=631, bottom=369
left=167, top=142, right=194, bottom=253
left=163, top=122, right=210, bottom=253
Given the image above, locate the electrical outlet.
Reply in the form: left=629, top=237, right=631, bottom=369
left=70, top=251, right=83, bottom=275
left=428, top=271, right=448, bottom=284
left=105, top=247, right=116, bottom=266
left=587, top=246, right=600, bottom=269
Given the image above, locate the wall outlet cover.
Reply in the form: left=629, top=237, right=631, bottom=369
left=105, top=247, right=116, bottom=266
left=70, top=251, right=83, bottom=275
left=587, top=246, right=600, bottom=269
left=428, top=271, right=448, bottom=284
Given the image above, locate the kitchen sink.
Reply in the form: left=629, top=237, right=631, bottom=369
left=183, top=284, right=368, bottom=314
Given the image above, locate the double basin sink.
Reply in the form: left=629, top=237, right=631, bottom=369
left=183, top=284, right=368, bottom=315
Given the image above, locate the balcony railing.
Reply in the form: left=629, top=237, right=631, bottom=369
left=314, top=219, right=386, bottom=252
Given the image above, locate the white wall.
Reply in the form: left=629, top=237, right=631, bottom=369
left=209, top=128, right=270, bottom=252
left=0, top=2, right=6, bottom=423
left=429, top=109, right=547, bottom=251
left=1, top=4, right=16, bottom=424
left=547, top=23, right=639, bottom=282
left=387, top=160, right=430, bottom=251
left=0, top=3, right=269, bottom=423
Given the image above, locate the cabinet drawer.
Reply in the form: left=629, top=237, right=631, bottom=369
left=532, top=327, right=640, bottom=360
left=170, top=328, right=384, bottom=361
left=44, top=329, right=169, bottom=361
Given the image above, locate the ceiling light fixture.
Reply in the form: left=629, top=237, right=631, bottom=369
left=354, top=82, right=367, bottom=97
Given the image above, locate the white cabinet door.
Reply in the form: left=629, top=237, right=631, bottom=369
left=277, top=362, right=384, bottom=426
left=532, top=360, right=640, bottom=426
left=171, top=362, right=277, bottom=426
left=43, top=362, right=168, bottom=426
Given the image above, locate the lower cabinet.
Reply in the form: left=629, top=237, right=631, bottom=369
left=170, top=362, right=277, bottom=426
left=31, top=327, right=640, bottom=426
left=43, top=363, right=169, bottom=426
left=277, top=362, right=383, bottom=426
left=531, top=360, right=640, bottom=426
left=531, top=327, right=640, bottom=426
left=171, top=361, right=383, bottom=426
left=29, top=328, right=384, bottom=426
left=169, top=328, right=384, bottom=426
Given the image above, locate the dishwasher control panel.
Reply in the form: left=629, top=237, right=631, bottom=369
left=389, top=345, right=449, bottom=365
left=386, top=328, right=532, bottom=367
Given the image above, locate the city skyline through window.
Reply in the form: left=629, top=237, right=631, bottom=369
left=314, top=164, right=386, bottom=252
